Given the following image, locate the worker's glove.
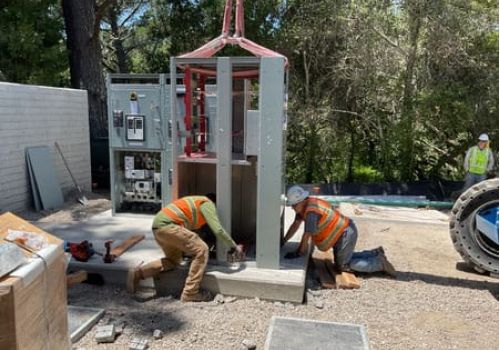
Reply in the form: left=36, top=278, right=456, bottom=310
left=284, top=251, right=301, bottom=259
left=227, top=244, right=245, bottom=263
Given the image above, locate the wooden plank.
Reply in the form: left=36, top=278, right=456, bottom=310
left=312, top=250, right=335, bottom=289
left=334, top=272, right=360, bottom=290
left=314, top=249, right=361, bottom=290
left=67, top=271, right=88, bottom=287
left=0, top=212, right=62, bottom=245
left=110, top=234, right=145, bottom=257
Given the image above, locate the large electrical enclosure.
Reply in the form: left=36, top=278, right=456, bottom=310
left=108, top=57, right=287, bottom=269
left=107, top=74, right=174, bottom=214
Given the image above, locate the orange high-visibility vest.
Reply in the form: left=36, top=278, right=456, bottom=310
left=161, top=196, right=209, bottom=230
left=304, top=197, right=350, bottom=251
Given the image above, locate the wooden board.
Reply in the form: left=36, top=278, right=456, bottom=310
left=335, top=272, right=360, bottom=290
left=67, top=271, right=88, bottom=287
left=312, top=251, right=335, bottom=289
left=312, top=249, right=360, bottom=290
left=111, top=234, right=145, bottom=257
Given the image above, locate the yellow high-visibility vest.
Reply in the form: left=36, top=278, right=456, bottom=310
left=469, top=146, right=488, bottom=175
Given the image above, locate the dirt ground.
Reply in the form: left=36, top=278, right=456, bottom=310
left=24, top=200, right=498, bottom=350
left=20, top=192, right=111, bottom=223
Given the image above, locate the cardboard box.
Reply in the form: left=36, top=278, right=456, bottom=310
left=0, top=212, right=70, bottom=350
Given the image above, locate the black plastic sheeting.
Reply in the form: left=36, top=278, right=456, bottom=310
left=291, top=180, right=465, bottom=201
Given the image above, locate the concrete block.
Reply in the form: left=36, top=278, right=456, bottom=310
left=95, top=324, right=116, bottom=343
left=153, top=329, right=163, bottom=340
left=214, top=294, right=225, bottom=304
left=129, top=337, right=148, bottom=350
left=241, top=339, right=257, bottom=350
left=264, top=317, right=369, bottom=350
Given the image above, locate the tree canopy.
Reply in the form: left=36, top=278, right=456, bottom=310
left=0, top=0, right=497, bottom=182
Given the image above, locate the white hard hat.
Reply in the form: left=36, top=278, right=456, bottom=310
left=478, top=134, right=489, bottom=141
left=286, top=186, right=309, bottom=206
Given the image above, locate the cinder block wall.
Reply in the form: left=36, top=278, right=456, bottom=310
left=0, top=82, right=91, bottom=212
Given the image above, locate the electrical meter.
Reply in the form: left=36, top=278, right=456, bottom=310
left=126, top=115, right=145, bottom=141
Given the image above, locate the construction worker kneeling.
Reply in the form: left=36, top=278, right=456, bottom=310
left=127, top=194, right=244, bottom=302
left=283, top=186, right=396, bottom=277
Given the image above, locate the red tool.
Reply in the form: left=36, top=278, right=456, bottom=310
left=65, top=240, right=100, bottom=262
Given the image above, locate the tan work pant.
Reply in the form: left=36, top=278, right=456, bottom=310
left=139, top=225, right=208, bottom=298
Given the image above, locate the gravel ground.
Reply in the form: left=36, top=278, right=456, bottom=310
left=68, top=218, right=499, bottom=350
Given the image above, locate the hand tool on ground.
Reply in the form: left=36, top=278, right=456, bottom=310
left=54, top=141, right=88, bottom=205
left=65, top=240, right=101, bottom=262
left=103, top=240, right=116, bottom=263
left=103, top=234, right=145, bottom=263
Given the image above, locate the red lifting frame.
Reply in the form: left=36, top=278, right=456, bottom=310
left=198, top=74, right=207, bottom=152
left=178, top=0, right=288, bottom=157
left=178, top=0, right=287, bottom=66
left=183, top=66, right=192, bottom=157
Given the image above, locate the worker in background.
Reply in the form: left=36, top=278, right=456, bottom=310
left=127, top=194, right=244, bottom=302
left=283, top=186, right=396, bottom=277
left=462, top=133, right=495, bottom=191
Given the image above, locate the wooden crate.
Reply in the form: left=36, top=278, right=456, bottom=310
left=0, top=212, right=70, bottom=350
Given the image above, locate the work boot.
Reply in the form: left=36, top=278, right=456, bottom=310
left=379, top=253, right=397, bottom=278
left=180, top=290, right=212, bottom=303
left=126, top=267, right=142, bottom=294
left=376, top=246, right=385, bottom=256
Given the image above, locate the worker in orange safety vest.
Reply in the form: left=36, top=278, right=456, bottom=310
left=283, top=186, right=396, bottom=277
left=127, top=194, right=244, bottom=302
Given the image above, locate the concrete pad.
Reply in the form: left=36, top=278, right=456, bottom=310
left=264, top=316, right=370, bottom=350
left=39, top=209, right=308, bottom=302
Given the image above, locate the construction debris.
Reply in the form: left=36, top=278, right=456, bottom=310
left=214, top=293, right=225, bottom=304
left=129, top=337, right=148, bottom=350
left=115, top=322, right=125, bottom=335
left=94, top=324, right=116, bottom=343
left=314, top=301, right=324, bottom=309
left=153, top=329, right=164, bottom=340
left=241, top=339, right=257, bottom=350
left=224, top=296, right=237, bottom=303
left=67, top=305, right=105, bottom=343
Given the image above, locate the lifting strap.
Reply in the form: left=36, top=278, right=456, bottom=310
left=178, top=0, right=287, bottom=64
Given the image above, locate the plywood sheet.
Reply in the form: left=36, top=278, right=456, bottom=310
left=26, top=146, right=64, bottom=210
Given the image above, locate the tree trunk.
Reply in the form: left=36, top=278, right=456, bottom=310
left=400, top=0, right=423, bottom=180
left=62, top=0, right=108, bottom=139
left=109, top=4, right=128, bottom=73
